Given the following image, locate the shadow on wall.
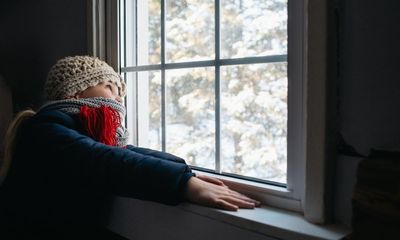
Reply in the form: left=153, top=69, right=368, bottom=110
left=0, top=47, right=46, bottom=111
left=0, top=1, right=46, bottom=110
left=0, top=0, right=88, bottom=111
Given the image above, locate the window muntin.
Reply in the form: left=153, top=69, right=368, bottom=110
left=121, top=0, right=288, bottom=184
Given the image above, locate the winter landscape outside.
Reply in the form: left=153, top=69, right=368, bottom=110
left=124, top=0, right=287, bottom=183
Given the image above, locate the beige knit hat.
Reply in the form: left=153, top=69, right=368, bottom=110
left=44, top=56, right=126, bottom=101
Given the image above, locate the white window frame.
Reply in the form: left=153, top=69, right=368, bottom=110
left=89, top=0, right=328, bottom=223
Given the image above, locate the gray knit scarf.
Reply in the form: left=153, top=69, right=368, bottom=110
left=39, top=97, right=129, bottom=147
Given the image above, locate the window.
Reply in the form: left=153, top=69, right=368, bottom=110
left=91, top=0, right=329, bottom=223
left=120, top=0, right=302, bottom=209
left=121, top=0, right=290, bottom=185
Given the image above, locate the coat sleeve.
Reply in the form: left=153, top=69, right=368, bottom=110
left=25, top=111, right=194, bottom=205
left=126, top=145, right=187, bottom=164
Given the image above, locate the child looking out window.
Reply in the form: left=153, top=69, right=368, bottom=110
left=0, top=56, right=259, bottom=239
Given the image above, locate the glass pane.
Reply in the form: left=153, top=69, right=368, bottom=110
left=139, top=0, right=161, bottom=65
left=124, top=72, right=135, bottom=145
left=221, top=0, right=287, bottom=59
left=166, top=0, right=214, bottom=63
left=166, top=68, right=215, bottom=169
left=124, top=0, right=136, bottom=67
left=126, top=0, right=161, bottom=66
left=137, top=71, right=162, bottom=150
left=221, top=63, right=287, bottom=183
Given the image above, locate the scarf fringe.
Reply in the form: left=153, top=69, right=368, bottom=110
left=79, top=105, right=121, bottom=146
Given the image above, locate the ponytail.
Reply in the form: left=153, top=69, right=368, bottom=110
left=0, top=110, right=36, bottom=185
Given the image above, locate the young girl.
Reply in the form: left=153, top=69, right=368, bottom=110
left=0, top=56, right=259, bottom=238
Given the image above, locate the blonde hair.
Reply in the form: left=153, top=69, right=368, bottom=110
left=0, top=109, right=36, bottom=185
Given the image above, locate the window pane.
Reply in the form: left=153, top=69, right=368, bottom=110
left=140, top=0, right=161, bottom=65
left=221, top=63, right=287, bottom=183
left=166, top=0, right=214, bottom=63
left=134, top=71, right=162, bottom=150
left=126, top=0, right=161, bottom=67
left=221, top=0, right=287, bottom=59
left=124, top=0, right=136, bottom=67
left=146, top=71, right=162, bottom=150
left=166, top=68, right=215, bottom=169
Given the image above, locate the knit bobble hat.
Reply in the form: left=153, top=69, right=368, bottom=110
left=44, top=56, right=126, bottom=101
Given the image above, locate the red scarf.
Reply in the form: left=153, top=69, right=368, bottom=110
left=79, top=105, right=121, bottom=146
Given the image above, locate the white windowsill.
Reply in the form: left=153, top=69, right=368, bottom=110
left=107, top=197, right=351, bottom=240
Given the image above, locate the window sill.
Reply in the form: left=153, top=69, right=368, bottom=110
left=107, top=197, right=351, bottom=240
left=193, top=170, right=303, bottom=213
left=179, top=202, right=350, bottom=240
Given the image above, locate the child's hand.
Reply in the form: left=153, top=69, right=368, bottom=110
left=196, top=174, right=226, bottom=186
left=184, top=176, right=261, bottom=211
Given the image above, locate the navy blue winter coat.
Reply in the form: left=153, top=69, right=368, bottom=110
left=0, top=109, right=194, bottom=231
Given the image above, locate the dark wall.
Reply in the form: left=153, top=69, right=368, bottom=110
left=338, top=0, right=400, bottom=155
left=0, top=0, right=88, bottom=111
left=334, top=0, right=400, bottom=225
